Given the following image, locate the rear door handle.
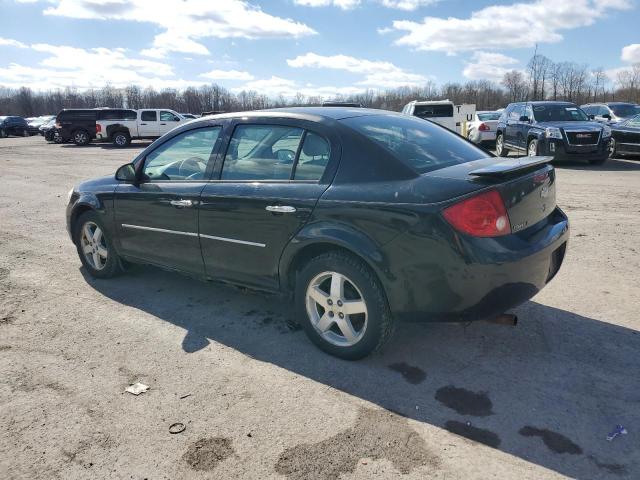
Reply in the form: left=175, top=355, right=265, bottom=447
left=170, top=199, right=193, bottom=208
left=266, top=205, right=296, bottom=213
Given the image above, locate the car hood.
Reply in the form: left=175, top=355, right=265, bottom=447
left=77, top=175, right=118, bottom=193
left=536, top=121, right=602, bottom=131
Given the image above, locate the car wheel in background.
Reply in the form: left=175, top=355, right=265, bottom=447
left=295, top=251, right=394, bottom=360
left=73, top=129, right=90, bottom=146
left=0, top=129, right=5, bottom=138
left=54, top=133, right=64, bottom=144
left=608, top=138, right=617, bottom=158
left=74, top=211, right=123, bottom=278
left=22, top=129, right=29, bottom=137
left=112, top=131, right=131, bottom=147
left=496, top=133, right=509, bottom=157
left=527, top=138, right=538, bottom=157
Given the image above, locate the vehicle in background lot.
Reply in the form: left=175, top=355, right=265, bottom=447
left=201, top=110, right=226, bottom=116
left=66, top=107, right=568, bottom=359
left=402, top=100, right=476, bottom=134
left=466, top=111, right=501, bottom=145
left=56, top=109, right=99, bottom=145
left=581, top=102, right=640, bottom=124
left=95, top=109, right=185, bottom=147
left=0, top=116, right=30, bottom=137
left=180, top=113, right=198, bottom=119
left=40, top=118, right=63, bottom=142
left=321, top=101, right=362, bottom=107
left=609, top=114, right=640, bottom=157
left=27, top=115, right=55, bottom=135
left=496, top=101, right=611, bottom=165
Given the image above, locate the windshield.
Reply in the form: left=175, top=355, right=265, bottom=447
left=341, top=114, right=490, bottom=174
left=477, top=112, right=501, bottom=121
left=532, top=104, right=589, bottom=122
left=611, top=104, right=639, bottom=118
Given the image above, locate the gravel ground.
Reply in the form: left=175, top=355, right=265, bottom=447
left=1, top=136, right=639, bottom=479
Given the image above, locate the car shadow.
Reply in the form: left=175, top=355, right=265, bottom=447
left=554, top=156, right=640, bottom=171
left=81, top=265, right=639, bottom=478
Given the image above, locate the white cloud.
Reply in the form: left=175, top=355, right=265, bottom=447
left=41, top=0, right=316, bottom=58
left=232, top=76, right=365, bottom=98
left=0, top=37, right=29, bottom=48
left=385, top=0, right=632, bottom=54
left=287, top=52, right=429, bottom=88
left=295, top=0, right=437, bottom=9
left=199, top=69, right=255, bottom=81
left=463, top=51, right=520, bottom=82
left=621, top=44, right=640, bottom=63
left=294, top=0, right=361, bottom=8
left=379, top=0, right=439, bottom=10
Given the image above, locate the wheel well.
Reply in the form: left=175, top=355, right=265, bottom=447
left=107, top=125, right=130, bottom=139
left=284, top=242, right=375, bottom=292
left=70, top=205, right=94, bottom=241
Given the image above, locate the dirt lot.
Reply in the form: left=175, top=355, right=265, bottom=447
left=1, top=136, right=639, bottom=479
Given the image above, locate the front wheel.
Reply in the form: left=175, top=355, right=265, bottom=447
left=22, top=129, right=29, bottom=137
left=609, top=138, right=617, bottom=158
left=496, top=133, right=509, bottom=157
left=527, top=138, right=538, bottom=157
left=295, top=251, right=394, bottom=360
left=0, top=129, right=6, bottom=138
left=74, top=211, right=123, bottom=278
left=112, top=131, right=131, bottom=147
left=73, top=129, right=90, bottom=146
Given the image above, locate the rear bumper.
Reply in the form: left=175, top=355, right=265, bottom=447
left=383, top=207, right=569, bottom=322
left=470, top=130, right=496, bottom=143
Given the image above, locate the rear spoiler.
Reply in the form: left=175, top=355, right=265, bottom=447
left=469, top=156, right=553, bottom=177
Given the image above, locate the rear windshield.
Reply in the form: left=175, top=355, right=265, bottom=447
left=342, top=114, right=490, bottom=174
left=532, top=104, right=588, bottom=122
left=413, top=104, right=454, bottom=118
left=478, top=112, right=501, bottom=121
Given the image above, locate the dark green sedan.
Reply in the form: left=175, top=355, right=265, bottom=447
left=66, top=107, right=569, bottom=359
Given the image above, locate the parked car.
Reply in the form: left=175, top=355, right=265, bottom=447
left=26, top=115, right=55, bottom=135
left=95, top=109, right=186, bottom=147
left=321, top=102, right=362, bottom=107
left=402, top=100, right=456, bottom=130
left=496, top=101, right=611, bottom=164
left=0, top=116, right=30, bottom=137
left=466, top=111, right=501, bottom=145
left=609, top=113, right=640, bottom=157
left=180, top=113, right=198, bottom=119
left=66, top=107, right=569, bottom=359
left=56, top=109, right=99, bottom=145
left=581, top=102, right=640, bottom=124
left=40, top=118, right=63, bottom=142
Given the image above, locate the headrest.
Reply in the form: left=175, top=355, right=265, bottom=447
left=302, top=134, right=328, bottom=157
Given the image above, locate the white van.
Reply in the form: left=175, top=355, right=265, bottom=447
left=402, top=100, right=476, bottom=135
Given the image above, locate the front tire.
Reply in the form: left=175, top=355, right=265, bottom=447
left=295, top=251, right=394, bottom=360
left=22, top=129, right=29, bottom=137
left=0, top=129, right=6, bottom=138
left=73, top=129, right=90, bottom=146
left=609, top=138, right=617, bottom=158
left=74, top=211, right=123, bottom=278
left=527, top=138, right=538, bottom=157
left=496, top=133, right=509, bottom=157
left=112, top=131, right=131, bottom=147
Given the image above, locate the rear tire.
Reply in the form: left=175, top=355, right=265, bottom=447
left=0, top=129, right=5, bottom=138
left=22, top=129, right=29, bottom=137
left=608, top=138, right=617, bottom=158
left=496, top=133, right=509, bottom=157
left=74, top=211, right=123, bottom=279
left=527, top=138, right=538, bottom=157
left=73, top=129, right=90, bottom=146
left=112, top=131, right=131, bottom=147
left=295, top=251, right=394, bottom=360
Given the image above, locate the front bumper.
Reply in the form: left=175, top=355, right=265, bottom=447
left=541, top=137, right=610, bottom=161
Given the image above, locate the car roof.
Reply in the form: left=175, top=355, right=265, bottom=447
left=188, top=106, right=394, bottom=123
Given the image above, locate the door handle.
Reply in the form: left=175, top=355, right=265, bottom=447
left=140, top=123, right=147, bottom=125
left=266, top=205, right=296, bottom=213
left=160, top=123, right=166, bottom=125
left=170, top=199, right=193, bottom=208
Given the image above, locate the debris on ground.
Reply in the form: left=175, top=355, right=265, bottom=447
left=125, top=382, right=149, bottom=396
left=606, top=425, right=627, bottom=441
left=169, top=423, right=186, bottom=434
left=179, top=393, right=192, bottom=399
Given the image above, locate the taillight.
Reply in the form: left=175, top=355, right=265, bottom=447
left=478, top=123, right=490, bottom=132
left=96, top=124, right=101, bottom=133
left=443, top=189, right=511, bottom=237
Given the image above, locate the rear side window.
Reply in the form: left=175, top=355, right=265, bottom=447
left=59, top=110, right=96, bottom=121
left=141, top=111, right=157, bottom=121
left=294, top=132, right=330, bottom=180
left=413, top=104, right=454, bottom=118
left=342, top=114, right=489, bottom=174
left=221, top=125, right=304, bottom=180
left=98, top=109, right=137, bottom=120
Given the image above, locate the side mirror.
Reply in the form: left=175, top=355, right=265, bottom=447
left=589, top=114, right=595, bottom=120
left=602, top=114, right=611, bottom=120
left=115, top=163, right=136, bottom=182
left=519, top=115, right=530, bottom=122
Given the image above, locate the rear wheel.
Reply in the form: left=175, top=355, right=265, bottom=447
left=74, top=211, right=123, bottom=278
left=112, top=131, right=131, bottom=147
left=527, top=138, right=538, bottom=157
left=496, top=133, right=509, bottom=157
left=0, top=129, right=5, bottom=138
left=73, top=129, right=90, bottom=146
left=609, top=138, right=618, bottom=158
left=295, top=251, right=393, bottom=360
left=22, top=129, right=29, bottom=137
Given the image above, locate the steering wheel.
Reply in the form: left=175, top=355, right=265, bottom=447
left=178, top=156, right=205, bottom=178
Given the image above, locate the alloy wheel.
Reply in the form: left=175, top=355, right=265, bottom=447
left=528, top=140, right=537, bottom=156
left=305, top=271, right=368, bottom=347
left=80, top=221, right=108, bottom=270
left=114, top=134, right=127, bottom=146
left=75, top=131, right=88, bottom=144
left=496, top=135, right=503, bottom=155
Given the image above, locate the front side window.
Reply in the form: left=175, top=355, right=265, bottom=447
left=221, top=125, right=304, bottom=180
left=342, top=114, right=489, bottom=174
left=160, top=111, right=180, bottom=122
left=141, top=111, right=157, bottom=122
left=143, top=127, right=221, bottom=181
left=509, top=105, right=523, bottom=120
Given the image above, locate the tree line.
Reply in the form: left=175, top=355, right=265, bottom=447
left=1, top=54, right=639, bottom=117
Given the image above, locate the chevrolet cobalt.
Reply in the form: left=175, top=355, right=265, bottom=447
left=66, top=108, right=569, bottom=359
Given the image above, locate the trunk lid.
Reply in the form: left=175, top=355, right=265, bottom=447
left=425, top=156, right=556, bottom=233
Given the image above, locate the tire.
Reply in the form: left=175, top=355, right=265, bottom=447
left=527, top=138, right=538, bottom=157
left=608, top=138, right=617, bottom=159
left=112, top=131, right=131, bottom=147
left=0, top=129, right=5, bottom=138
left=295, top=251, right=394, bottom=360
left=496, top=133, right=509, bottom=157
left=22, top=129, right=29, bottom=137
left=54, top=133, right=64, bottom=144
left=73, top=129, right=90, bottom=146
left=73, top=211, right=123, bottom=279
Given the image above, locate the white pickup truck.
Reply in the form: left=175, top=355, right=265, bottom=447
left=95, top=109, right=186, bottom=147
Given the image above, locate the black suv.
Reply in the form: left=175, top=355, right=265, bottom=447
left=496, top=101, right=611, bottom=164
left=56, top=109, right=99, bottom=145
left=0, top=116, right=30, bottom=138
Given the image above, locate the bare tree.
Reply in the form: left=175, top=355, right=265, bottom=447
left=502, top=71, right=528, bottom=102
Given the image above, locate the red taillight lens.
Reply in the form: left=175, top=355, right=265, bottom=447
left=96, top=123, right=101, bottom=133
left=443, top=189, right=511, bottom=237
left=478, top=122, right=490, bottom=131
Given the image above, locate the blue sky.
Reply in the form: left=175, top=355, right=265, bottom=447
left=0, top=0, right=638, bottom=97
